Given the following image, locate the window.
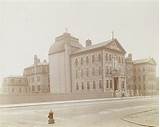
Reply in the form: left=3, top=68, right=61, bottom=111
left=26, top=88, right=28, bottom=93
left=109, top=54, right=112, bottom=61
left=76, top=82, right=79, bottom=90
left=98, top=54, right=101, bottom=61
left=110, top=80, right=112, bottom=89
left=119, top=56, right=121, bottom=63
left=12, top=88, right=14, bottom=93
left=122, top=81, right=125, bottom=88
left=105, top=53, right=108, bottom=61
left=99, top=80, right=102, bottom=88
left=99, top=67, right=102, bottom=75
left=81, top=57, right=83, bottom=65
left=110, top=67, right=112, bottom=74
left=92, top=68, right=95, bottom=76
left=32, top=85, right=35, bottom=91
left=11, top=79, right=15, bottom=83
left=37, top=76, right=40, bottom=82
left=93, top=81, right=96, bottom=89
left=19, top=88, right=22, bottom=93
left=105, top=66, right=109, bottom=75
left=81, top=82, right=84, bottom=90
left=121, top=57, right=124, bottom=64
left=143, top=67, right=145, bottom=72
left=18, top=79, right=21, bottom=83
left=81, top=69, right=83, bottom=78
left=143, top=75, right=146, bottom=81
left=32, top=77, right=34, bottom=83
left=76, top=70, right=78, bottom=79
left=92, top=55, right=95, bottom=63
left=106, top=80, right=109, bottom=88
left=87, top=81, right=90, bottom=90
left=86, top=56, right=89, bottom=64
left=75, top=58, right=78, bottom=66
left=37, top=85, right=40, bottom=91
left=86, top=68, right=89, bottom=77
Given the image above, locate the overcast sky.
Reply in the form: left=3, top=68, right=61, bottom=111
left=0, top=0, right=159, bottom=85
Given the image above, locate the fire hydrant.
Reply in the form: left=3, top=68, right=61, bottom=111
left=48, top=110, right=55, bottom=124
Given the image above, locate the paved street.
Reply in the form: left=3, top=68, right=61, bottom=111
left=0, top=96, right=158, bottom=127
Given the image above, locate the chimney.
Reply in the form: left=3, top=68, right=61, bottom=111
left=85, top=39, right=92, bottom=47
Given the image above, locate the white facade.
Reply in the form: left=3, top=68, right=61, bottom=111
left=49, top=32, right=82, bottom=94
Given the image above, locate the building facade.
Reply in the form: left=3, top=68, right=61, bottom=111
left=1, top=31, right=157, bottom=96
left=23, top=55, right=50, bottom=93
left=49, top=32, right=129, bottom=97
left=133, top=58, right=157, bottom=96
left=1, top=55, right=50, bottom=95
left=2, top=76, right=29, bottom=95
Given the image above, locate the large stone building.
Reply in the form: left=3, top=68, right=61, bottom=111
left=1, top=31, right=157, bottom=97
left=49, top=32, right=157, bottom=97
left=49, top=32, right=127, bottom=96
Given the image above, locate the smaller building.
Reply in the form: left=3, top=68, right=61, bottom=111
left=133, top=58, right=157, bottom=96
left=2, top=76, right=29, bottom=95
left=23, top=55, right=50, bottom=93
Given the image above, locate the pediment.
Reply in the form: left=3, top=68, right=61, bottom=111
left=106, top=39, right=126, bottom=54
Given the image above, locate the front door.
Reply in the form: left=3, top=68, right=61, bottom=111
left=114, top=77, right=118, bottom=91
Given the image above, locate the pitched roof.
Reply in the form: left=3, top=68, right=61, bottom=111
left=72, top=38, right=126, bottom=55
left=133, top=58, right=156, bottom=65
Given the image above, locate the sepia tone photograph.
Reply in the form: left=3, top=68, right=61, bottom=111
left=0, top=0, right=159, bottom=127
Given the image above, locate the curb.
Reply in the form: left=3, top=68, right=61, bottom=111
left=0, top=96, right=152, bottom=109
left=121, top=109, right=156, bottom=127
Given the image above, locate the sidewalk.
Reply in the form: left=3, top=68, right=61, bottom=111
left=122, top=108, right=158, bottom=127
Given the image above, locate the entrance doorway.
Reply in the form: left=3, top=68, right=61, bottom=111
left=114, top=77, right=118, bottom=90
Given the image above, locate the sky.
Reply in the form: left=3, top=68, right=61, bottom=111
left=0, top=0, right=159, bottom=85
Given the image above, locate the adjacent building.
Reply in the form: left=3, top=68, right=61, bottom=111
left=2, top=76, right=29, bottom=95
left=1, top=55, right=50, bottom=95
left=133, top=58, right=157, bottom=96
left=23, top=55, right=50, bottom=93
